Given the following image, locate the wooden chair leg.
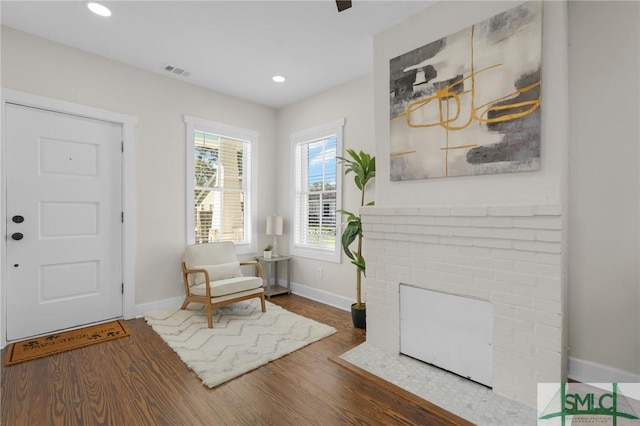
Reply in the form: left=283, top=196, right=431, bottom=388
left=180, top=299, right=190, bottom=310
left=260, top=293, right=266, bottom=312
left=206, top=304, right=213, bottom=328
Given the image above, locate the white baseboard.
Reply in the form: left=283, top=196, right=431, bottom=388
left=568, top=356, right=640, bottom=383
left=130, top=281, right=353, bottom=320
left=287, top=280, right=352, bottom=312
left=132, top=295, right=183, bottom=318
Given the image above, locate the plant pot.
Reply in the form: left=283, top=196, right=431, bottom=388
left=263, top=251, right=272, bottom=259
left=351, top=303, right=366, bottom=329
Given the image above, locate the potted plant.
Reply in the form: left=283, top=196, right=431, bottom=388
left=263, top=244, right=273, bottom=259
left=338, top=149, right=375, bottom=329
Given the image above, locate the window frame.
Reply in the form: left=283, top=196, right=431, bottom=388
left=184, top=115, right=258, bottom=255
left=290, top=118, right=344, bottom=263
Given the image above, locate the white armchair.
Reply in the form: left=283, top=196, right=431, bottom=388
left=181, top=241, right=266, bottom=328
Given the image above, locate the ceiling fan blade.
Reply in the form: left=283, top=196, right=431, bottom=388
left=336, top=1, right=352, bottom=12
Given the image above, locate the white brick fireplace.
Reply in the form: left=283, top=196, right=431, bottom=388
left=361, top=204, right=567, bottom=407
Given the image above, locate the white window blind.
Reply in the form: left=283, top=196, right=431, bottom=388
left=194, top=131, right=249, bottom=244
left=185, top=115, right=257, bottom=254
left=291, top=119, right=343, bottom=262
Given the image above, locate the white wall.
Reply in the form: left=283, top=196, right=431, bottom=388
left=1, top=27, right=278, bottom=307
left=276, top=75, right=375, bottom=307
left=568, top=1, right=640, bottom=377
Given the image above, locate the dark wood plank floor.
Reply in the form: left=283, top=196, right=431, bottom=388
left=1, top=294, right=470, bottom=426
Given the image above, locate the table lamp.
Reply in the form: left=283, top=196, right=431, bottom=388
left=266, top=215, right=283, bottom=257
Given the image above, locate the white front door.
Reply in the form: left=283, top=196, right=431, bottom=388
left=5, top=103, right=123, bottom=341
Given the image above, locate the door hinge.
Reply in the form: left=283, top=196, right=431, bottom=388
left=121, top=283, right=124, bottom=294
left=121, top=212, right=124, bottom=223
left=121, top=141, right=124, bottom=152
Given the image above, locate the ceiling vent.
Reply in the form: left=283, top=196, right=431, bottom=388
left=161, top=64, right=191, bottom=78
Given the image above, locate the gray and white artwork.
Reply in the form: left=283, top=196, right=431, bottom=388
left=389, top=2, right=542, bottom=180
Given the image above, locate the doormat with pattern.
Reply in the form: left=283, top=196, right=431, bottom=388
left=4, top=320, right=129, bottom=366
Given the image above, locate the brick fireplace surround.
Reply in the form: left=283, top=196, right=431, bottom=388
left=360, top=204, right=566, bottom=406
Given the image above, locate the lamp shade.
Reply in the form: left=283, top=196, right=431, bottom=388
left=266, top=215, right=283, bottom=236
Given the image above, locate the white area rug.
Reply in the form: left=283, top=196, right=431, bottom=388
left=144, top=299, right=336, bottom=388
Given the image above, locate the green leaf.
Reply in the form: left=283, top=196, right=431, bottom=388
left=338, top=209, right=358, bottom=223
left=346, top=148, right=359, bottom=162
left=354, top=175, right=363, bottom=190
left=351, top=254, right=366, bottom=275
left=341, top=221, right=361, bottom=261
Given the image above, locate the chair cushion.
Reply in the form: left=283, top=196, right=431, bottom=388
left=184, top=242, right=238, bottom=265
left=191, top=276, right=263, bottom=297
left=191, top=261, right=242, bottom=285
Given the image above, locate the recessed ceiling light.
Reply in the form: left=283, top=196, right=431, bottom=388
left=87, top=2, right=111, bottom=17
left=272, top=75, right=286, bottom=83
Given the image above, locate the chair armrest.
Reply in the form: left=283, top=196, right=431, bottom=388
left=181, top=262, right=212, bottom=298
left=240, top=260, right=263, bottom=278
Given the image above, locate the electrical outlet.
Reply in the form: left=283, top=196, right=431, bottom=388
left=316, top=267, right=323, bottom=279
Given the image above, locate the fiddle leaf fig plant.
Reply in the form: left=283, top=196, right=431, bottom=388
left=338, top=149, right=375, bottom=310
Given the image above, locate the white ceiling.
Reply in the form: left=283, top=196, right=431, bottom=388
left=1, top=1, right=435, bottom=109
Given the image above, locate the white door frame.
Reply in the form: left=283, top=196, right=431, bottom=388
left=1, top=89, right=137, bottom=347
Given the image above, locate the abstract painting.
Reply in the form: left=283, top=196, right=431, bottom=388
left=389, top=2, right=542, bottom=180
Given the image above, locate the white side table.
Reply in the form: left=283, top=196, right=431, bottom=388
left=254, top=255, right=292, bottom=299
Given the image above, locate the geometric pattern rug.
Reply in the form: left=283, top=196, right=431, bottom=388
left=144, top=299, right=336, bottom=388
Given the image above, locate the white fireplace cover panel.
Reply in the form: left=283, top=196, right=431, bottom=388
left=400, top=285, right=492, bottom=387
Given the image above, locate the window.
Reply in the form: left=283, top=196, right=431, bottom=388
left=185, top=115, right=257, bottom=254
left=291, top=118, right=344, bottom=262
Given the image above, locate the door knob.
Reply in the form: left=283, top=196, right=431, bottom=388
left=12, top=215, right=24, bottom=224
left=11, top=232, right=24, bottom=241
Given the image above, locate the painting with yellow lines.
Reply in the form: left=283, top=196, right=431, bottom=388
left=389, top=2, right=542, bottom=180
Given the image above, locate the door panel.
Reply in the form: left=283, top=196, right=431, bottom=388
left=41, top=202, right=99, bottom=237
left=40, top=137, right=99, bottom=176
left=6, top=103, right=123, bottom=341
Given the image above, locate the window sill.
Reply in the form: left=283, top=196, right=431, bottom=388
left=290, top=245, right=340, bottom=263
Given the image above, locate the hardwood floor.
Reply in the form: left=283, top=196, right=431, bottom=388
left=1, top=294, right=470, bottom=426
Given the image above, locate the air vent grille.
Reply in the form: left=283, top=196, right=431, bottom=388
left=161, top=64, right=191, bottom=78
